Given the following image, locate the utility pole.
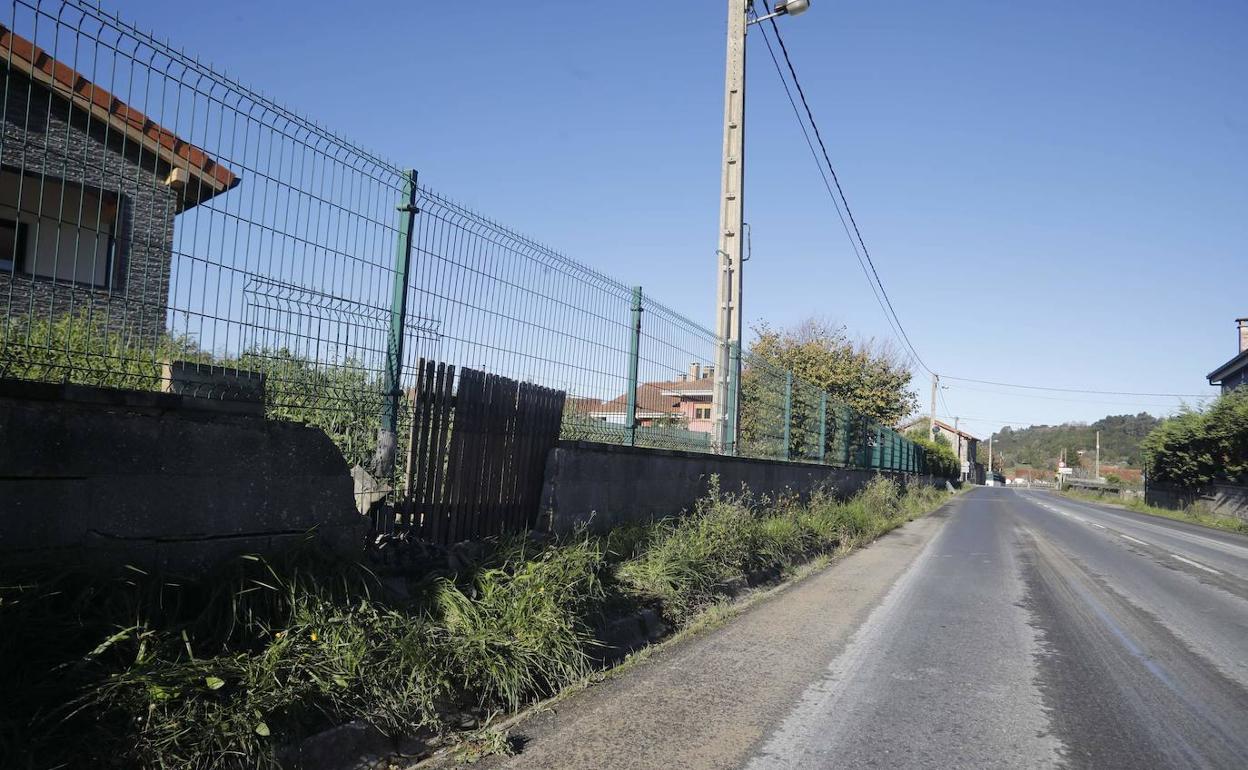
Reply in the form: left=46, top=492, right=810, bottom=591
left=1095, top=430, right=1100, bottom=481
left=710, top=0, right=810, bottom=454
left=712, top=0, right=749, bottom=454
left=954, top=416, right=962, bottom=480
left=929, top=372, right=939, bottom=441
left=988, top=435, right=993, bottom=476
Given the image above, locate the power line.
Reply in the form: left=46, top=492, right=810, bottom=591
left=754, top=15, right=930, bottom=375
left=942, top=382, right=1216, bottom=408
left=938, top=375, right=1214, bottom=399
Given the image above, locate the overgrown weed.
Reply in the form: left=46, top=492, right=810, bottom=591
left=2, top=477, right=949, bottom=768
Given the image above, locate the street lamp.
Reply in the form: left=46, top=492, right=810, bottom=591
left=712, top=0, right=811, bottom=454
left=751, top=0, right=811, bottom=24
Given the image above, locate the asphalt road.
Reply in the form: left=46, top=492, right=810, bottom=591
left=438, top=488, right=1248, bottom=770
left=748, top=488, right=1248, bottom=769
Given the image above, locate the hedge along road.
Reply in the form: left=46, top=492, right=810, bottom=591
left=427, top=488, right=1248, bottom=770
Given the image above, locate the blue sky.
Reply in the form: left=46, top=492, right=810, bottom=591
left=111, top=0, right=1246, bottom=439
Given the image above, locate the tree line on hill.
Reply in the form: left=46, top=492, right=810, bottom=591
left=988, top=413, right=1161, bottom=471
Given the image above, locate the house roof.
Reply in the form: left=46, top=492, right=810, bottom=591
left=658, top=377, right=714, bottom=397
left=590, top=382, right=681, bottom=416
left=1207, top=348, right=1248, bottom=385
left=1, top=26, right=239, bottom=210
left=900, top=416, right=978, bottom=442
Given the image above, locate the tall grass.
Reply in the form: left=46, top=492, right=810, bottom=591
left=617, top=477, right=939, bottom=622
left=1061, top=488, right=1248, bottom=535
left=1, top=479, right=949, bottom=768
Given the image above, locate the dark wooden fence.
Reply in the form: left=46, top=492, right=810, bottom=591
left=395, top=358, right=566, bottom=544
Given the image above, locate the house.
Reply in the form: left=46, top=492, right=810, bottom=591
left=1206, top=317, right=1248, bottom=394
left=900, top=416, right=981, bottom=481
left=0, top=26, right=238, bottom=338
left=572, top=362, right=717, bottom=433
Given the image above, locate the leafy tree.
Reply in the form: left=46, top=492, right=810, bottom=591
left=738, top=319, right=918, bottom=461
left=744, top=319, right=917, bottom=422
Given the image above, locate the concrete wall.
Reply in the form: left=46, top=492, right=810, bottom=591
left=541, top=440, right=947, bottom=534
left=1146, top=481, right=1248, bottom=523
left=0, top=379, right=364, bottom=572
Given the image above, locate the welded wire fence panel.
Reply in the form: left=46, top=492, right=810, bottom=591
left=0, top=0, right=946, bottom=490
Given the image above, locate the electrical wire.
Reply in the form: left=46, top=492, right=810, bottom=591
left=941, top=382, right=1216, bottom=409
left=751, top=9, right=1214, bottom=405
left=938, top=375, right=1214, bottom=399
left=753, top=13, right=930, bottom=375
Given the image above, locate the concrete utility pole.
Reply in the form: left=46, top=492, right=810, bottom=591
left=1095, top=430, right=1101, bottom=480
left=712, top=0, right=749, bottom=453
left=954, top=416, right=963, bottom=481
left=712, top=0, right=810, bottom=454
left=929, top=373, right=939, bottom=441
left=988, top=436, right=993, bottom=475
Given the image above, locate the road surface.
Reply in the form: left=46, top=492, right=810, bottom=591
left=434, top=488, right=1248, bottom=770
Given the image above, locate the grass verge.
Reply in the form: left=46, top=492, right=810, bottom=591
left=1060, top=489, right=1248, bottom=535
left=0, top=477, right=952, bottom=769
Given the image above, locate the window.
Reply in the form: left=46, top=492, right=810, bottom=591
left=0, top=168, right=118, bottom=288
left=694, top=407, right=712, bottom=420
left=0, top=217, right=25, bottom=273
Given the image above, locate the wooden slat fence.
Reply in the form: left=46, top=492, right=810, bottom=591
left=398, top=358, right=565, bottom=544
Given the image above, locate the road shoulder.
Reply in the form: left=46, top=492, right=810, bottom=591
left=423, top=497, right=963, bottom=770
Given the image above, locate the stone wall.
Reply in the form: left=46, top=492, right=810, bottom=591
left=540, top=440, right=948, bottom=535
left=0, top=378, right=364, bottom=572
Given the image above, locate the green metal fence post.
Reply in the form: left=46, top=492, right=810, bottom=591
left=375, top=168, right=419, bottom=479
left=872, top=424, right=882, bottom=469
left=817, top=391, right=827, bottom=464
left=727, top=341, right=741, bottom=455
left=625, top=286, right=643, bottom=446
left=783, top=370, right=793, bottom=461
left=842, top=406, right=853, bottom=466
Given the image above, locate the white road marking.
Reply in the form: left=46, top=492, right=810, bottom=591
left=1169, top=554, right=1222, bottom=576
left=1120, top=534, right=1148, bottom=546
left=1088, top=522, right=1106, bottom=530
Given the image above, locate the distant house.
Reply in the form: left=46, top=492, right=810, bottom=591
left=1206, top=317, right=1248, bottom=394
left=0, top=26, right=238, bottom=337
left=900, top=416, right=981, bottom=481
left=573, top=362, right=717, bottom=433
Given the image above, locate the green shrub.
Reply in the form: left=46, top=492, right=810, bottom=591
left=1141, top=389, right=1248, bottom=489
left=434, top=538, right=604, bottom=711
left=0, top=312, right=203, bottom=389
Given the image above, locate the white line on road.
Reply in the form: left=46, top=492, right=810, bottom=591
left=1088, top=522, right=1106, bottom=530
left=1120, top=534, right=1148, bottom=546
left=1170, top=554, right=1222, bottom=576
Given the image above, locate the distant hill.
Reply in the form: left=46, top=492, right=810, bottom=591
left=990, top=413, right=1161, bottom=470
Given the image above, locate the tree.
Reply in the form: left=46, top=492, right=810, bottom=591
left=746, top=319, right=918, bottom=423
left=738, top=318, right=919, bottom=461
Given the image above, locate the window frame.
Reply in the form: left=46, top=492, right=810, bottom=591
left=0, top=216, right=27, bottom=274
left=0, top=166, right=119, bottom=289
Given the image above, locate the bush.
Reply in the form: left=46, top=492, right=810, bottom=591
left=0, top=312, right=203, bottom=389
left=617, top=476, right=937, bottom=622
left=1141, top=389, right=1248, bottom=488
left=906, top=432, right=960, bottom=479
